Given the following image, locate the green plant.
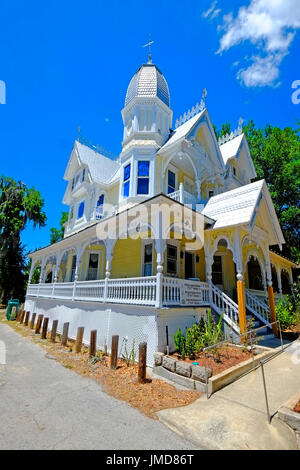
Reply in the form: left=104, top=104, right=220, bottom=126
left=276, top=297, right=295, bottom=329
left=121, top=337, right=135, bottom=367
left=174, top=328, right=186, bottom=359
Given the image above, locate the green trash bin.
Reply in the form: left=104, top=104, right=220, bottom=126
left=6, top=299, right=19, bottom=321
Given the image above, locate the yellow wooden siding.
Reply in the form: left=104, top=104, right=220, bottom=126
left=111, top=238, right=142, bottom=278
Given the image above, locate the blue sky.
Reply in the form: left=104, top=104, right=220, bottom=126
left=0, top=0, right=299, bottom=253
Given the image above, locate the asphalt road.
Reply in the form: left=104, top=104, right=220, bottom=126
left=0, top=323, right=196, bottom=450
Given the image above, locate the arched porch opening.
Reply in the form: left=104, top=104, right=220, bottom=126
left=281, top=269, right=292, bottom=295
left=246, top=256, right=264, bottom=291
left=80, top=240, right=106, bottom=281
left=271, top=264, right=279, bottom=293
left=210, top=238, right=236, bottom=299
left=162, top=151, right=199, bottom=200
left=29, top=260, right=42, bottom=284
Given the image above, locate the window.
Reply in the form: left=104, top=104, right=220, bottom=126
left=209, top=190, right=214, bottom=198
left=137, top=161, right=150, bottom=195
left=96, top=194, right=104, bottom=220
left=86, top=253, right=99, bottom=281
left=81, top=168, right=86, bottom=183
left=70, top=255, right=76, bottom=282
left=212, top=256, right=223, bottom=286
left=77, top=201, right=85, bottom=219
left=123, top=164, right=131, bottom=198
left=233, top=167, right=236, bottom=176
left=143, top=243, right=153, bottom=276
left=71, top=178, right=75, bottom=190
left=166, top=244, right=178, bottom=276
left=168, top=170, right=176, bottom=194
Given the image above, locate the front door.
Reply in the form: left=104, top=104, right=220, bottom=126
left=185, top=252, right=194, bottom=279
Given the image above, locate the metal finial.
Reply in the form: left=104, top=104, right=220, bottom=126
left=143, top=36, right=154, bottom=64
left=202, top=88, right=208, bottom=100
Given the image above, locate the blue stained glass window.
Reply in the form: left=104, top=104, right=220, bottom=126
left=137, top=178, right=149, bottom=195
left=138, top=161, right=149, bottom=177
left=97, top=194, right=104, bottom=206
left=123, top=181, right=130, bottom=198
left=77, top=201, right=85, bottom=219
left=124, top=164, right=131, bottom=182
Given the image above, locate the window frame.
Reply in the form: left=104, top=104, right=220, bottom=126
left=77, top=200, right=85, bottom=220
left=141, top=240, right=154, bottom=277
left=123, top=163, right=131, bottom=198
left=137, top=160, right=150, bottom=196
left=166, top=243, right=179, bottom=277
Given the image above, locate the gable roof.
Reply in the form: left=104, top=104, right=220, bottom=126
left=219, top=134, right=244, bottom=165
left=201, top=179, right=285, bottom=247
left=75, top=141, right=120, bottom=184
left=159, top=110, right=206, bottom=152
left=64, top=141, right=120, bottom=185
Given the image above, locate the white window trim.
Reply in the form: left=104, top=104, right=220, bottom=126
left=84, top=250, right=104, bottom=281
left=140, top=239, right=154, bottom=277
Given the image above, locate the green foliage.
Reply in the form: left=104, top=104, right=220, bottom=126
left=0, top=176, right=46, bottom=303
left=276, top=297, right=295, bottom=329
left=50, top=211, right=68, bottom=244
left=174, top=311, right=224, bottom=359
left=214, top=121, right=300, bottom=262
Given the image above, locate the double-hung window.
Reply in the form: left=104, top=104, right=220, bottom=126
left=166, top=244, right=178, bottom=276
left=96, top=194, right=104, bottom=220
left=137, top=161, right=150, bottom=195
left=168, top=170, right=176, bottom=194
left=123, top=164, right=131, bottom=198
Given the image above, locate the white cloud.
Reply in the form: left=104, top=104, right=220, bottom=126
left=205, top=0, right=300, bottom=87
left=202, top=1, right=221, bottom=20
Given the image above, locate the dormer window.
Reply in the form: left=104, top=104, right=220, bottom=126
left=168, top=170, right=176, bottom=194
left=123, top=164, right=131, bottom=198
left=137, top=161, right=150, bottom=195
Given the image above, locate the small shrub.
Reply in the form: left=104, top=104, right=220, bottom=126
left=174, top=328, right=186, bottom=359
left=276, top=297, right=295, bottom=329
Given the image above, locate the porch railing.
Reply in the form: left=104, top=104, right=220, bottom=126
left=168, top=184, right=198, bottom=206
left=26, top=276, right=210, bottom=308
left=246, top=289, right=270, bottom=325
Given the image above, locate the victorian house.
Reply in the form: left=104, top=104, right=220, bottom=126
left=25, top=58, right=297, bottom=363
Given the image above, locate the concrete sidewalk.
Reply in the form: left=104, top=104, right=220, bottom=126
left=158, top=340, right=300, bottom=450
left=0, top=323, right=197, bottom=450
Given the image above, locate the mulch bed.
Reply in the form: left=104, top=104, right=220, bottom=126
left=0, top=311, right=200, bottom=419
left=172, top=345, right=254, bottom=376
left=293, top=401, right=300, bottom=414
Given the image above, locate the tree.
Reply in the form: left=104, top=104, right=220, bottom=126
left=214, top=121, right=300, bottom=261
left=0, top=176, right=47, bottom=303
left=50, top=211, right=68, bottom=244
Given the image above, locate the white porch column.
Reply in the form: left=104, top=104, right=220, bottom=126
left=28, top=260, right=35, bottom=285
left=155, top=211, right=165, bottom=308
left=196, top=178, right=201, bottom=202
left=52, top=251, right=61, bottom=298
left=179, top=182, right=184, bottom=204
left=104, top=239, right=114, bottom=303
left=72, top=244, right=83, bottom=301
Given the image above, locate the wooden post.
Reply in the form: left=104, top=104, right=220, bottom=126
left=89, top=330, right=97, bottom=358
left=30, top=313, right=36, bottom=330
left=24, top=311, right=30, bottom=326
left=138, top=342, right=147, bottom=384
left=237, top=278, right=247, bottom=335
left=61, top=322, right=70, bottom=346
left=50, top=320, right=58, bottom=343
left=41, top=317, right=49, bottom=339
left=110, top=335, right=119, bottom=369
left=268, top=285, right=278, bottom=336
left=75, top=327, right=84, bottom=353
left=20, top=310, right=26, bottom=324
left=35, top=314, right=43, bottom=334
left=16, top=307, right=22, bottom=322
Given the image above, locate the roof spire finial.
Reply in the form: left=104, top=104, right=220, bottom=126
left=142, top=35, right=154, bottom=64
